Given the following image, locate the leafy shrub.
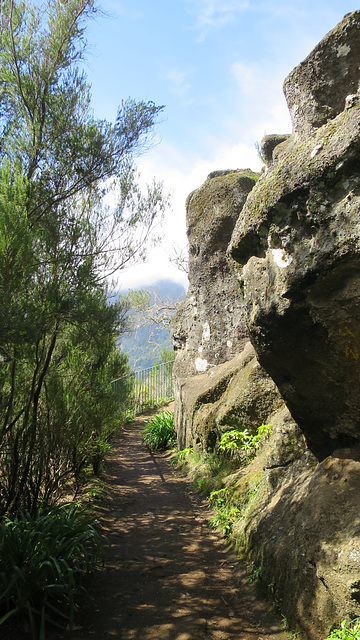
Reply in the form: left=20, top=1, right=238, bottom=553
left=0, top=503, right=104, bottom=639
left=247, top=562, right=264, bottom=584
left=171, top=447, right=194, bottom=463
left=217, top=424, right=272, bottom=460
left=209, top=488, right=240, bottom=537
left=141, top=411, right=176, bottom=451
left=324, top=619, right=360, bottom=640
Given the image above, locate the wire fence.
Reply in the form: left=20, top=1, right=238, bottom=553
left=111, top=360, right=175, bottom=419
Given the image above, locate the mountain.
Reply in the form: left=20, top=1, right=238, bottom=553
left=119, top=279, right=186, bottom=370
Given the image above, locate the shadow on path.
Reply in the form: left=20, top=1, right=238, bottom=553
left=52, top=413, right=288, bottom=640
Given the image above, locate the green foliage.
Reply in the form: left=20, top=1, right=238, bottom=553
left=247, top=563, right=264, bottom=584
left=0, top=0, right=167, bottom=515
left=217, top=424, right=272, bottom=460
left=171, top=447, right=194, bottom=463
left=208, top=482, right=260, bottom=539
left=172, top=448, right=234, bottom=495
left=171, top=424, right=272, bottom=496
left=324, top=620, right=360, bottom=640
left=171, top=425, right=269, bottom=541
left=0, top=503, right=104, bottom=639
left=209, top=488, right=240, bottom=537
left=141, top=411, right=176, bottom=451
left=160, top=346, right=175, bottom=364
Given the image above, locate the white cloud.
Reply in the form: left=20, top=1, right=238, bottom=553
left=166, top=68, right=192, bottom=97
left=116, top=137, right=263, bottom=291
left=116, top=50, right=293, bottom=291
left=188, top=0, right=249, bottom=36
left=231, top=61, right=258, bottom=96
left=229, top=60, right=292, bottom=144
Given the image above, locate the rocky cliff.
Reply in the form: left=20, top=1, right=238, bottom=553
left=171, top=169, right=261, bottom=448
left=171, top=10, right=360, bottom=639
left=229, top=9, right=360, bottom=462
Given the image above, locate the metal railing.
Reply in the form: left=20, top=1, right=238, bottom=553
left=111, top=360, right=175, bottom=418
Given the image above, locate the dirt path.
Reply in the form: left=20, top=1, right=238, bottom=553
left=52, top=411, right=288, bottom=640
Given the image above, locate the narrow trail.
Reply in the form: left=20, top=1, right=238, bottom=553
left=57, top=412, right=287, bottom=640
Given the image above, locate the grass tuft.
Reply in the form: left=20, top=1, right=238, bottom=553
left=141, top=411, right=176, bottom=451
left=0, top=503, right=104, bottom=639
left=324, top=619, right=360, bottom=640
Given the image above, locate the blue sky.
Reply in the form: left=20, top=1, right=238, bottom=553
left=82, top=1, right=359, bottom=288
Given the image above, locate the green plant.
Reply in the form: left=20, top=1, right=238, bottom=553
left=189, top=451, right=228, bottom=494
left=324, top=619, right=360, bottom=640
left=0, top=503, right=104, bottom=639
left=171, top=446, right=236, bottom=495
left=217, top=430, right=249, bottom=456
left=209, top=487, right=228, bottom=505
left=141, top=411, right=176, bottom=451
left=160, top=346, right=176, bottom=364
left=0, top=0, right=167, bottom=516
left=209, top=488, right=240, bottom=537
left=171, top=447, right=194, bottom=463
left=247, top=563, right=263, bottom=584
left=217, top=424, right=272, bottom=460
left=88, top=436, right=113, bottom=476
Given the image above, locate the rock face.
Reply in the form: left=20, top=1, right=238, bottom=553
left=171, top=170, right=259, bottom=447
left=175, top=342, right=283, bottom=450
left=260, top=134, right=289, bottom=167
left=171, top=10, right=360, bottom=639
left=242, top=417, right=360, bottom=640
left=229, top=10, right=360, bottom=461
left=283, top=10, right=360, bottom=139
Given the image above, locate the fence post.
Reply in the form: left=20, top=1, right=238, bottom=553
left=111, top=360, right=175, bottom=419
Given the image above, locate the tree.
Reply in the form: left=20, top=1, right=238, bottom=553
left=159, top=346, right=176, bottom=364
left=169, top=243, right=189, bottom=275
left=125, top=285, right=185, bottom=336
left=0, top=0, right=168, bottom=515
left=122, top=283, right=185, bottom=369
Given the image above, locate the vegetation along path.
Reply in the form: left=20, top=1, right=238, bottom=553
left=54, top=409, right=288, bottom=640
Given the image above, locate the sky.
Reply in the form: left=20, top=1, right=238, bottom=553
left=81, top=1, right=360, bottom=290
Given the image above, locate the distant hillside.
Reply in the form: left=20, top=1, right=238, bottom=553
left=119, top=280, right=186, bottom=370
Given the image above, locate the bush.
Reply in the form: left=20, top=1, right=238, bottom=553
left=217, top=424, right=272, bottom=460
left=171, top=447, right=194, bottom=463
left=0, top=503, right=104, bottom=639
left=209, top=488, right=241, bottom=537
left=141, top=411, right=176, bottom=451
left=324, top=619, right=360, bottom=640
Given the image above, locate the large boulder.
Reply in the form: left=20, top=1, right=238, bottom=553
left=228, top=10, right=360, bottom=461
left=172, top=169, right=258, bottom=376
left=175, top=342, right=283, bottom=449
left=235, top=410, right=360, bottom=640
left=171, top=11, right=360, bottom=637
left=283, top=10, right=360, bottom=139
left=171, top=170, right=259, bottom=446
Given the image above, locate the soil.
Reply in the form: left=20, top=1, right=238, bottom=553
left=4, top=407, right=289, bottom=640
